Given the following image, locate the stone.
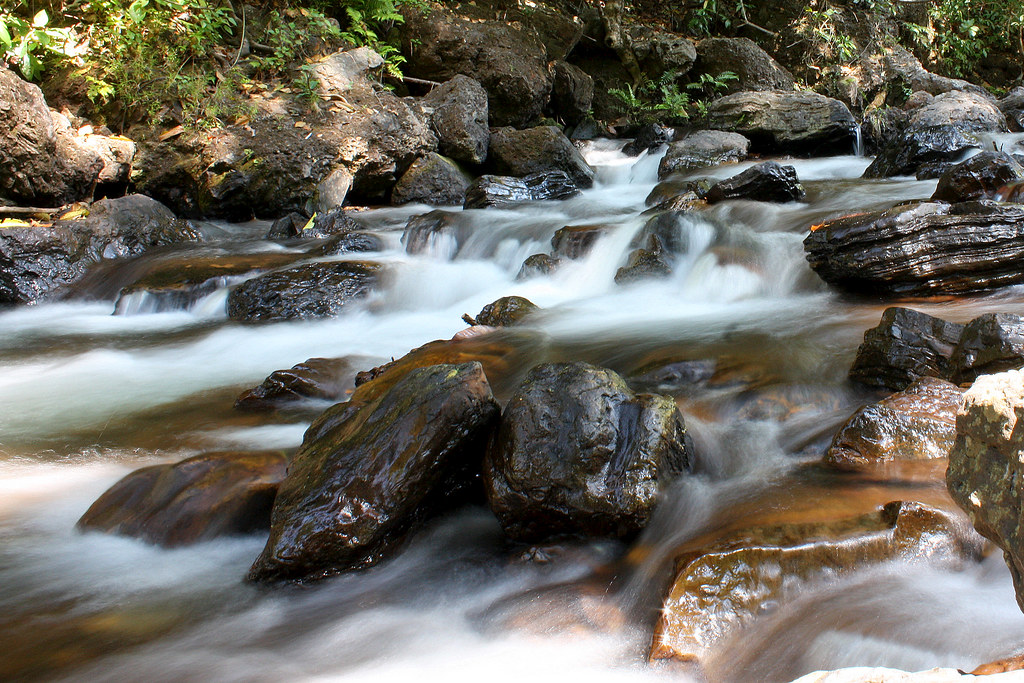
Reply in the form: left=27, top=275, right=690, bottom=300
left=226, top=261, right=380, bottom=321
left=267, top=212, right=311, bottom=239
left=306, top=207, right=360, bottom=238
left=628, top=26, right=697, bottom=79
left=658, top=130, right=749, bottom=178
left=320, top=231, right=384, bottom=256
left=464, top=171, right=580, bottom=209
left=78, top=132, right=136, bottom=192
left=615, top=238, right=673, bottom=284
left=235, top=357, right=365, bottom=411
left=947, top=369, right=1024, bottom=611
left=248, top=362, right=500, bottom=581
left=999, top=87, right=1024, bottom=132
left=473, top=296, right=538, bottom=327
left=77, top=451, right=288, bottom=546
left=931, top=151, right=1024, bottom=203
left=703, top=161, right=805, bottom=204
left=695, top=37, right=795, bottom=94
left=552, top=224, right=607, bottom=259
left=311, top=46, right=384, bottom=94
left=549, top=61, right=594, bottom=127
left=824, top=377, right=964, bottom=468
left=488, top=126, right=595, bottom=189
left=313, top=166, right=352, bottom=213
left=401, top=210, right=467, bottom=255
left=848, top=307, right=964, bottom=392
left=516, top=253, right=561, bottom=280
left=484, top=362, right=692, bottom=541
left=390, top=153, right=469, bottom=206
left=949, top=313, right=1024, bottom=385
left=622, top=123, right=673, bottom=157
left=421, top=75, right=490, bottom=165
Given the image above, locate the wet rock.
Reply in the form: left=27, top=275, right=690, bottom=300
left=420, top=75, right=490, bottom=165
left=824, top=377, right=964, bottom=469
left=549, top=61, right=594, bottom=127
left=622, top=124, right=673, bottom=157
left=249, top=362, right=500, bottom=581
left=999, top=87, right=1024, bottom=132
left=226, top=261, right=380, bottom=321
left=615, top=238, right=673, bottom=284
left=0, top=195, right=201, bottom=305
left=803, top=201, right=1024, bottom=297
left=473, top=296, right=538, bottom=328
left=320, top=231, right=384, bottom=256
left=627, top=359, right=717, bottom=393
left=390, top=153, right=469, bottom=206
left=235, top=357, right=365, bottom=411
left=307, top=207, right=360, bottom=238
left=464, top=171, right=580, bottom=209
left=517, top=253, right=561, bottom=279
left=695, top=37, right=795, bottom=94
left=658, top=130, right=749, bottom=178
left=949, top=313, right=1024, bottom=385
left=703, top=161, right=805, bottom=204
left=77, top=451, right=288, bottom=546
left=931, top=151, right=1024, bottom=203
left=569, top=117, right=602, bottom=142
left=628, top=26, right=697, bottom=80
left=552, top=224, right=607, bottom=259
left=705, top=90, right=857, bottom=155
left=488, top=126, right=595, bottom=189
left=848, top=307, right=964, bottom=392
left=651, top=500, right=984, bottom=665
left=947, top=369, right=1024, bottom=611
left=631, top=210, right=690, bottom=254
left=267, top=212, right=311, bottom=239
left=401, top=210, right=466, bottom=254
left=484, top=362, right=692, bottom=541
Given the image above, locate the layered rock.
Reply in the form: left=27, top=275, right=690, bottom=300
left=249, top=362, right=499, bottom=581
left=226, top=261, right=380, bottom=321
left=658, top=130, right=750, bottom=178
left=464, top=171, right=580, bottom=209
left=703, top=161, right=805, bottom=204
left=488, top=126, right=595, bottom=189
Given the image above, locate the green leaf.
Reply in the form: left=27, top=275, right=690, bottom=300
left=32, top=10, right=48, bottom=29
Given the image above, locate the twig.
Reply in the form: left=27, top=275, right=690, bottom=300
left=230, top=3, right=246, bottom=69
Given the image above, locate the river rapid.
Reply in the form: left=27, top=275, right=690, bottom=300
left=4, top=140, right=1024, bottom=682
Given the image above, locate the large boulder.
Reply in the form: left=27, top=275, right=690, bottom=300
left=658, top=130, right=749, bottom=178
left=488, top=126, right=595, bottom=189
left=695, top=37, right=795, bottom=94
left=549, top=61, right=594, bottom=127
left=390, top=153, right=469, bottom=206
left=824, top=377, right=964, bottom=469
left=848, top=307, right=964, bottom=392
left=483, top=362, right=693, bottom=541
left=226, top=261, right=381, bottom=321
left=248, top=362, right=500, bottom=581
left=947, top=369, right=1024, bottom=611
left=803, top=201, right=1024, bottom=297
left=628, top=26, right=697, bottom=79
left=931, top=151, right=1024, bottom=203
left=77, top=451, right=288, bottom=546
left=705, top=90, right=857, bottom=155
left=949, top=313, right=1024, bottom=385
left=420, top=75, right=490, bottom=165
left=702, top=161, right=804, bottom=204
left=464, top=171, right=580, bottom=209
left=399, top=5, right=552, bottom=127
left=0, top=195, right=201, bottom=305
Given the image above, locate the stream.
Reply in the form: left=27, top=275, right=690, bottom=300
left=4, top=140, right=1024, bottom=682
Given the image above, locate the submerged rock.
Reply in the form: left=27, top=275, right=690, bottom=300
left=483, top=362, right=693, bottom=542
left=401, top=210, right=465, bottom=254
left=248, top=362, right=499, bottom=582
left=615, top=237, right=673, bottom=284
left=516, top=253, right=562, bottom=279
left=226, top=261, right=380, bottom=321
left=703, top=161, right=805, bottom=204
left=658, top=130, right=750, bottom=178
left=949, top=313, right=1024, bottom=384
left=235, top=357, right=367, bottom=411
left=78, top=451, right=288, bottom=546
left=552, top=224, right=607, bottom=259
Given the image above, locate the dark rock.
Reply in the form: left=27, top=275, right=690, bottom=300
left=658, top=130, right=749, bottom=178
left=236, top=357, right=364, bottom=411
left=464, top=171, right=580, bottom=209
left=489, top=126, right=595, bottom=189
left=483, top=362, right=692, bottom=541
left=695, top=37, right=795, bottom=94
left=703, top=161, right=805, bottom=204
left=916, top=159, right=958, bottom=180
left=803, top=201, right=1024, bottom=297
left=552, top=224, right=607, bottom=259
left=999, top=87, right=1024, bottom=132
left=628, top=26, right=697, bottom=79
left=307, top=207, right=360, bottom=238
left=949, top=313, right=1024, bottom=384
left=550, top=61, right=594, bottom=127
left=248, top=362, right=500, bottom=581
left=615, top=238, right=672, bottom=284
left=569, top=117, right=602, bottom=141
left=401, top=210, right=466, bottom=254
left=473, top=296, right=538, bottom=327
left=931, top=151, right=1024, bottom=203
left=421, top=75, right=490, bottom=165
left=0, top=195, right=201, bottom=305
left=226, top=261, right=381, bottom=321
left=824, top=377, right=964, bottom=469
left=77, top=451, right=288, bottom=546
left=627, top=359, right=717, bottom=393
left=523, top=170, right=582, bottom=203
left=947, top=370, right=1024, bottom=611
left=267, top=212, right=311, bottom=239
left=631, top=210, right=691, bottom=254
left=320, top=231, right=384, bottom=255
left=622, top=124, right=674, bottom=157
left=705, top=90, right=857, bottom=155
left=517, top=253, right=561, bottom=279
left=391, top=153, right=469, bottom=206
left=849, top=307, right=964, bottom=391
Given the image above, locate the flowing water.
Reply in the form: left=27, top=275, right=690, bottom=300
left=4, top=140, right=1024, bottom=682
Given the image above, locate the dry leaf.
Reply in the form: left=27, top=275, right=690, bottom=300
left=159, top=125, right=185, bottom=142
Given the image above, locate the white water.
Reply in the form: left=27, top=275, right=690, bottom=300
left=4, top=141, right=1024, bottom=682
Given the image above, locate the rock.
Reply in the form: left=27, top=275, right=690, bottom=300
left=464, top=171, right=580, bottom=209
left=77, top=451, right=288, bottom=546
left=569, top=117, right=602, bottom=141
left=651, top=500, right=983, bottom=666
left=705, top=90, right=857, bottom=155
left=947, top=369, right=1024, bottom=611
left=824, top=377, right=964, bottom=468
left=78, top=133, right=136, bottom=193
left=627, top=358, right=717, bottom=393
left=628, top=26, right=697, bottom=79
left=399, top=6, right=551, bottom=127
left=703, top=161, right=804, bottom=204
left=803, top=201, right=1024, bottom=297
left=483, top=362, right=692, bottom=541
left=931, top=151, right=1024, bottom=203
left=312, top=167, right=352, bottom=213
left=615, top=238, right=673, bottom=284
left=311, top=46, right=384, bottom=93
left=401, top=210, right=466, bottom=255
left=473, top=296, right=538, bottom=327
left=631, top=210, right=690, bottom=254
left=552, top=224, right=607, bottom=259
left=488, top=126, right=595, bottom=189
left=909, top=90, right=1006, bottom=131
left=848, top=307, right=964, bottom=392
left=421, top=75, right=490, bottom=165
left=235, top=357, right=365, bottom=411
left=267, top=212, right=311, bottom=239
left=622, top=123, right=673, bottom=157
left=248, top=362, right=500, bottom=581
left=549, top=61, right=594, bottom=127
left=517, top=253, right=561, bottom=279
left=320, top=231, right=384, bottom=256
left=695, top=37, right=795, bottom=94
left=307, top=207, right=360, bottom=238
left=949, top=313, right=1024, bottom=385
left=226, top=261, right=381, bottom=321
left=391, top=153, right=469, bottom=206
left=658, top=130, right=749, bottom=178
left=999, top=87, right=1024, bottom=132
left=0, top=195, right=201, bottom=305
left=882, top=46, right=991, bottom=100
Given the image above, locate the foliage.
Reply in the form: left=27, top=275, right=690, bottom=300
left=686, top=71, right=739, bottom=98
left=610, top=71, right=691, bottom=123
left=0, top=7, right=74, bottom=81
left=902, top=0, right=1024, bottom=79
left=336, top=0, right=407, bottom=78
left=795, top=6, right=858, bottom=65
left=250, top=8, right=342, bottom=76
